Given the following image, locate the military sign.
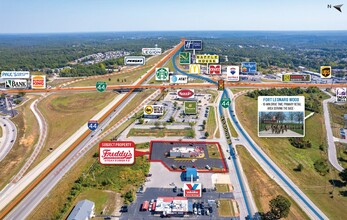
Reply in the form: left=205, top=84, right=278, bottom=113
left=155, top=68, right=169, bottom=81
left=179, top=52, right=191, bottom=64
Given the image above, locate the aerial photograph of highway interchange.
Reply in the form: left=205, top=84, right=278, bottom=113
left=0, top=1, right=347, bottom=220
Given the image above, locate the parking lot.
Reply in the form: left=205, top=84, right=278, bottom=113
left=150, top=141, right=227, bottom=173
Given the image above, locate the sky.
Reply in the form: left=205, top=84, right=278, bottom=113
left=0, top=0, right=346, bottom=33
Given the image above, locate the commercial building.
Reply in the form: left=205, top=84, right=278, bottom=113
left=169, top=146, right=204, bottom=158
left=67, top=200, right=95, bottom=220
left=154, top=197, right=192, bottom=217
left=184, top=168, right=199, bottom=181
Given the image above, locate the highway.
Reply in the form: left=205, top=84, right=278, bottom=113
left=0, top=40, right=185, bottom=219
left=227, top=89, right=328, bottom=219
left=322, top=90, right=344, bottom=171
left=0, top=117, right=17, bottom=161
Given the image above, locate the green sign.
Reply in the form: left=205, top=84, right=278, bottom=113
left=221, top=98, right=231, bottom=108
left=96, top=81, right=107, bottom=92
left=184, top=101, right=197, bottom=115
left=155, top=68, right=169, bottom=81
left=179, top=52, right=191, bottom=64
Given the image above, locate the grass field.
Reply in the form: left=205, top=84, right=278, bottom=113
left=235, top=94, right=347, bottom=219
left=218, top=199, right=236, bottom=217
left=237, top=145, right=309, bottom=219
left=0, top=126, right=2, bottom=138
left=0, top=97, right=39, bottom=190
left=29, top=92, right=116, bottom=171
left=230, top=88, right=251, bottom=94
left=206, top=106, right=217, bottom=139
left=127, top=128, right=193, bottom=138
left=227, top=117, right=238, bottom=138
left=336, top=142, right=347, bottom=169
left=328, top=103, right=347, bottom=138
left=207, top=144, right=221, bottom=159
left=215, top=184, right=230, bottom=192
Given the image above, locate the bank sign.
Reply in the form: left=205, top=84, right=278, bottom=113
left=183, top=183, right=202, bottom=197
left=1, top=71, right=30, bottom=79
left=99, top=141, right=135, bottom=165
left=5, top=79, right=28, bottom=89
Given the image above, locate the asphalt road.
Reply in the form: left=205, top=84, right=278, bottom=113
left=322, top=90, right=344, bottom=171
left=0, top=116, right=17, bottom=161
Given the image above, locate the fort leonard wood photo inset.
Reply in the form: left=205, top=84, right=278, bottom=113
left=258, top=96, right=305, bottom=138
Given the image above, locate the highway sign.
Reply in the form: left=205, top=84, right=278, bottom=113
left=241, top=62, right=257, bottom=74
left=218, top=80, right=224, bottom=91
left=282, top=74, right=311, bottom=82
left=124, top=56, right=145, bottom=65
left=96, top=81, right=107, bottom=92
left=99, top=141, right=135, bottom=165
left=227, top=66, right=239, bottom=81
left=177, top=89, right=195, bottom=99
left=88, top=120, right=99, bottom=131
left=221, top=98, right=231, bottom=108
left=31, top=75, right=46, bottom=89
left=5, top=79, right=28, bottom=89
left=1, top=71, right=30, bottom=79
left=183, top=183, right=202, bottom=197
left=144, top=105, right=164, bottom=116
left=189, top=64, right=200, bottom=74
left=184, top=40, right=202, bottom=50
left=320, top=66, right=331, bottom=78
left=179, top=52, right=191, bottom=64
left=142, top=48, right=162, bottom=55
left=184, top=101, right=197, bottom=115
left=155, top=68, right=169, bottom=81
left=196, top=54, right=219, bottom=64
left=209, top=65, right=221, bottom=74
left=170, top=75, right=188, bottom=84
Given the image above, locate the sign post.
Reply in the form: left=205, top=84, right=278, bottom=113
left=221, top=98, right=231, bottom=108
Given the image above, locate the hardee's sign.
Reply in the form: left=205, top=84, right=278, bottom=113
left=99, top=141, right=149, bottom=165
left=31, top=75, right=46, bottom=89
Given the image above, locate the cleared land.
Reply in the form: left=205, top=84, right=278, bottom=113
left=215, top=184, right=230, bottom=193
left=236, top=94, right=347, bottom=219
left=0, top=97, right=39, bottom=190
left=218, top=199, right=236, bottom=217
left=328, top=103, right=347, bottom=138
left=336, top=142, right=347, bottom=169
left=207, top=144, right=221, bottom=159
left=227, top=118, right=238, bottom=138
left=206, top=106, right=217, bottom=139
left=237, top=145, right=309, bottom=219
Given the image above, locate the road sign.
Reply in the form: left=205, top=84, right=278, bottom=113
left=221, top=98, right=231, bottom=108
left=88, top=120, right=99, bottom=131
left=124, top=56, right=145, bottom=65
left=144, top=105, right=164, bottom=116
left=241, top=62, right=257, bottom=74
left=142, top=48, right=162, bottom=55
left=209, top=65, right=221, bottom=74
left=155, top=68, right=169, bottom=81
left=96, top=81, right=107, bottom=92
left=227, top=66, right=239, bottom=81
left=282, top=74, right=311, bottom=82
left=218, top=80, right=224, bottom=91
left=189, top=64, right=200, bottom=74
left=196, top=54, right=219, bottom=64
left=184, top=40, right=202, bottom=50
left=320, top=66, right=331, bottom=78
left=170, top=75, right=188, bottom=84
left=179, top=52, right=191, bottom=64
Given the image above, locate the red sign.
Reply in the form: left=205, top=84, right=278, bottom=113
left=177, top=89, right=195, bottom=99
left=209, top=65, right=221, bottom=74
left=183, top=183, right=202, bottom=197
left=99, top=141, right=135, bottom=165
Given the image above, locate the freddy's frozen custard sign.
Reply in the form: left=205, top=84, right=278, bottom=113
left=99, top=141, right=149, bottom=165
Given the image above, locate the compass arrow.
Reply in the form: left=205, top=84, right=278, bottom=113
left=334, top=4, right=343, bottom=12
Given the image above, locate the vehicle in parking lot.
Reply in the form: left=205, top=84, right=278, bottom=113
left=205, top=165, right=211, bottom=170
left=197, top=208, right=201, bottom=215
left=173, top=186, right=177, bottom=192
left=202, top=188, right=207, bottom=192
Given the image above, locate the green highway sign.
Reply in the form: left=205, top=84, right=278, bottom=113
left=155, top=67, right=169, bottom=81
left=221, top=98, right=231, bottom=108
left=96, top=81, right=107, bottom=92
left=179, top=52, right=191, bottom=64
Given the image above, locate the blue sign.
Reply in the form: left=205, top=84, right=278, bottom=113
left=88, top=120, right=99, bottom=131
left=184, top=40, right=202, bottom=50
left=241, top=62, right=257, bottom=74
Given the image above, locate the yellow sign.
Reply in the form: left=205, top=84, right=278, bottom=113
left=144, top=105, right=153, bottom=114
left=189, top=64, right=201, bottom=74
left=320, top=66, right=331, bottom=78
left=283, top=74, right=291, bottom=82
left=196, top=54, right=219, bottom=64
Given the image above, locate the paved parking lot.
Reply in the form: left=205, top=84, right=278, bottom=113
left=150, top=141, right=227, bottom=172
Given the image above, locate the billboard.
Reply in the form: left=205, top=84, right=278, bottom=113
left=258, top=96, right=305, bottom=137
left=5, top=79, right=28, bottom=89
left=177, top=89, right=195, bottom=99
left=282, top=74, right=311, bottom=82
left=196, top=55, right=219, bottom=64
left=189, top=64, right=200, bottom=74
left=320, top=66, right=331, bottom=78
left=31, top=75, right=46, bottom=89
left=209, top=65, right=221, bottom=74
left=144, top=105, right=164, bottom=116
left=142, top=48, right=162, bottom=55
left=99, top=141, right=135, bottom=165
left=184, top=101, right=197, bottom=115
left=1, top=71, right=30, bottom=79
left=170, top=75, right=188, bottom=84
left=241, top=62, right=257, bottom=74
left=179, top=52, right=191, bottom=64
left=226, top=66, right=239, bottom=81
left=124, top=56, right=145, bottom=65
left=184, top=40, right=202, bottom=50
left=183, top=183, right=202, bottom=197
left=155, top=68, right=169, bottom=81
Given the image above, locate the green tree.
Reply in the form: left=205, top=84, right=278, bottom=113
left=269, top=195, right=291, bottom=219
left=339, top=169, right=347, bottom=182
left=169, top=116, right=175, bottom=123
left=205, top=132, right=209, bottom=138
left=203, top=120, right=206, bottom=126
left=154, top=121, right=160, bottom=128
left=139, top=118, right=144, bottom=124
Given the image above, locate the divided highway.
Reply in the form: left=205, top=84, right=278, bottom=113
left=0, top=117, right=17, bottom=161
